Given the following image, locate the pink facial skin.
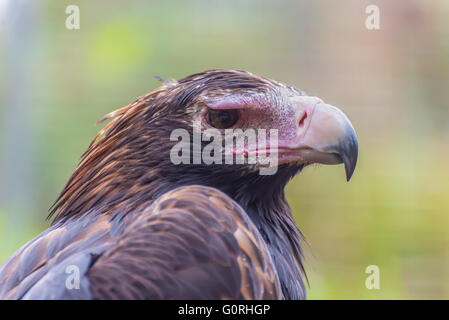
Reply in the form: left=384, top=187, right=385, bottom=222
left=197, top=89, right=357, bottom=179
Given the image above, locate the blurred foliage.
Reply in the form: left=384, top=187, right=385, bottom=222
left=0, top=0, right=448, bottom=299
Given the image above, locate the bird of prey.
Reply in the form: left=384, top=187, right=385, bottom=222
left=0, top=69, right=358, bottom=299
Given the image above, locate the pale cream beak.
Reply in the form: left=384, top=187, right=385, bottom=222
left=290, top=97, right=358, bottom=181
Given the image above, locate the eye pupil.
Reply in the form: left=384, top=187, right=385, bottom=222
left=219, top=111, right=231, bottom=124
left=207, top=109, right=239, bottom=129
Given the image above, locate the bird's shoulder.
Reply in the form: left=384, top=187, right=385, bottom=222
left=88, top=185, right=282, bottom=299
left=0, top=213, right=114, bottom=299
left=0, top=185, right=282, bottom=299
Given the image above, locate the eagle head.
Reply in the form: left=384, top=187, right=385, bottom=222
left=50, top=69, right=358, bottom=223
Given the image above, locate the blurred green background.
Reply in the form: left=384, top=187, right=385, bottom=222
left=0, top=0, right=448, bottom=299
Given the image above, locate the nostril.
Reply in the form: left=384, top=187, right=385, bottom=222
left=298, top=111, right=307, bottom=129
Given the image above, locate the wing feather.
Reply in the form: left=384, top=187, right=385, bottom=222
left=87, top=185, right=282, bottom=299
left=0, top=185, right=282, bottom=300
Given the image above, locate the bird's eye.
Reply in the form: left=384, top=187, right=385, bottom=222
left=207, top=109, right=240, bottom=129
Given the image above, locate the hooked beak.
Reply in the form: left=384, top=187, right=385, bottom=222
left=282, top=97, right=358, bottom=181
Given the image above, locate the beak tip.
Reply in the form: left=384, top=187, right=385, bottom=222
left=345, top=167, right=354, bottom=182
left=343, top=135, right=358, bottom=182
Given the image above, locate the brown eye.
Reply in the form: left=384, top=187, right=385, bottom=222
left=207, top=109, right=240, bottom=129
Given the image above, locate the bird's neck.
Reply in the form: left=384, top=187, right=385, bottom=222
left=233, top=189, right=307, bottom=300
left=51, top=153, right=307, bottom=299
left=161, top=164, right=308, bottom=299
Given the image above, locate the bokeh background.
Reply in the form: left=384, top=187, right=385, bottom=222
left=0, top=0, right=448, bottom=299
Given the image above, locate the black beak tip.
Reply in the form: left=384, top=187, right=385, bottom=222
left=345, top=161, right=356, bottom=181
left=342, top=134, right=358, bottom=182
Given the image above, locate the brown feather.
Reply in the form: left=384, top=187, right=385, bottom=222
left=1, top=70, right=308, bottom=300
